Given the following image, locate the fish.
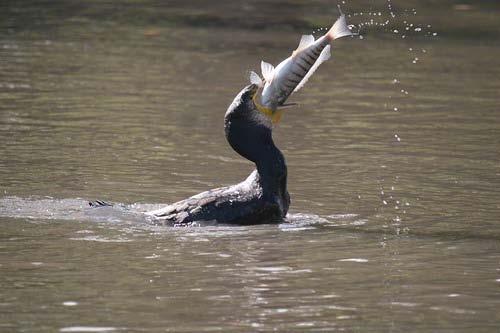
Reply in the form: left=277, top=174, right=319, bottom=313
left=250, top=8, right=353, bottom=121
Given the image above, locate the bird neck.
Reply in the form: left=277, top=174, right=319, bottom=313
left=255, top=142, right=288, bottom=196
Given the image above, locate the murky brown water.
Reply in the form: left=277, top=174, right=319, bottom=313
left=1, top=1, right=500, bottom=332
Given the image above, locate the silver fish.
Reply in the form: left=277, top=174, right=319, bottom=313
left=250, top=9, right=353, bottom=118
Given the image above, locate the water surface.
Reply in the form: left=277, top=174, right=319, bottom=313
left=1, top=1, right=499, bottom=332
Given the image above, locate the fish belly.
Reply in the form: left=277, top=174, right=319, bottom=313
left=261, top=59, right=294, bottom=109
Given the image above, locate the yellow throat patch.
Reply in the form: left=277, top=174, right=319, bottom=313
left=252, top=93, right=283, bottom=124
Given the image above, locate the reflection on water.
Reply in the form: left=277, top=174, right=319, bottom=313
left=1, top=0, right=500, bottom=332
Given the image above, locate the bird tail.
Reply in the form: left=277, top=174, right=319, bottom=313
left=88, top=200, right=113, bottom=208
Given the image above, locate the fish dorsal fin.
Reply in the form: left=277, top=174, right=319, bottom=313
left=293, top=45, right=331, bottom=93
left=260, top=61, right=275, bottom=82
left=296, top=34, right=315, bottom=51
left=249, top=71, right=263, bottom=87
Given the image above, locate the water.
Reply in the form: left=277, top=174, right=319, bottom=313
left=1, top=1, right=500, bottom=331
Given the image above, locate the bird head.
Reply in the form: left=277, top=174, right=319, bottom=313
left=224, top=84, right=276, bottom=163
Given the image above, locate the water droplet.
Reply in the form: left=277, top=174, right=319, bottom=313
left=63, top=301, right=78, bottom=306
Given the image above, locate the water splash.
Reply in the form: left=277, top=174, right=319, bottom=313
left=0, top=196, right=333, bottom=231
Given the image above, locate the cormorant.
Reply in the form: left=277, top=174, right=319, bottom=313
left=145, top=83, right=290, bottom=225
left=89, top=11, right=356, bottom=225
left=86, top=8, right=358, bottom=226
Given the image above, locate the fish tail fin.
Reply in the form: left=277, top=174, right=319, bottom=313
left=326, top=6, right=352, bottom=40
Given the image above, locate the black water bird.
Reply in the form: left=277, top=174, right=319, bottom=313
left=89, top=12, right=355, bottom=224
left=139, top=84, right=289, bottom=225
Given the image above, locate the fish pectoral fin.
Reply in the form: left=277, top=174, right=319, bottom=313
left=278, top=102, right=299, bottom=109
left=249, top=71, right=263, bottom=87
left=261, top=61, right=275, bottom=82
left=293, top=45, right=331, bottom=93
